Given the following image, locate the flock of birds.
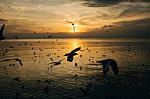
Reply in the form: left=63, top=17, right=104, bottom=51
left=0, top=23, right=121, bottom=98
left=0, top=23, right=119, bottom=76
left=2, top=22, right=150, bottom=98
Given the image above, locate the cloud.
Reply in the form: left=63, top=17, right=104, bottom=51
left=81, top=0, right=150, bottom=7
left=107, top=18, right=150, bottom=37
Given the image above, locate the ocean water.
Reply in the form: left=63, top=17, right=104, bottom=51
left=0, top=38, right=150, bottom=99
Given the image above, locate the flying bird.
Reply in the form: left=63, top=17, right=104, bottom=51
left=101, top=25, right=114, bottom=31
left=0, top=23, right=5, bottom=40
left=64, top=47, right=81, bottom=62
left=0, top=58, right=23, bottom=66
left=49, top=58, right=64, bottom=68
left=66, top=21, right=76, bottom=32
left=96, top=59, right=119, bottom=75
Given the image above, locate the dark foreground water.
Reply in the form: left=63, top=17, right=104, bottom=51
left=0, top=38, right=150, bottom=99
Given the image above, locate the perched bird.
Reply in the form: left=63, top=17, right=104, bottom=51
left=96, top=59, right=119, bottom=75
left=0, top=23, right=5, bottom=40
left=64, top=47, right=81, bottom=62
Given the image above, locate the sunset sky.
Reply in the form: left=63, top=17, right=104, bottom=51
left=0, top=0, right=150, bottom=38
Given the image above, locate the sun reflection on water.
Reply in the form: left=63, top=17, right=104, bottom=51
left=71, top=39, right=81, bottom=49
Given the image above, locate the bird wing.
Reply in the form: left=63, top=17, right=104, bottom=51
left=0, top=23, right=5, bottom=36
left=103, top=61, right=110, bottom=74
left=71, top=47, right=81, bottom=53
left=67, top=56, right=73, bottom=62
left=50, top=57, right=53, bottom=61
left=1, top=58, right=23, bottom=66
left=59, top=58, right=65, bottom=62
left=15, top=58, right=23, bottom=66
left=96, top=61, right=102, bottom=65
left=49, top=62, right=55, bottom=64
left=111, top=61, right=119, bottom=75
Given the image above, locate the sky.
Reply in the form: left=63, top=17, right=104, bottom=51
left=0, top=0, right=150, bottom=38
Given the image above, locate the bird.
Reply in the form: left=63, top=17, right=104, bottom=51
left=0, top=23, right=5, bottom=40
left=96, top=59, right=119, bottom=75
left=48, top=35, right=53, bottom=38
left=49, top=58, right=64, bottom=68
left=64, top=47, right=81, bottom=62
left=66, top=21, right=76, bottom=32
left=0, top=58, right=23, bottom=66
left=13, top=77, right=20, bottom=82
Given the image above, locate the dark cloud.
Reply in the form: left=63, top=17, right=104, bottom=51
left=115, top=3, right=150, bottom=18
left=114, top=17, right=150, bottom=27
left=82, top=0, right=150, bottom=7
left=76, top=18, right=150, bottom=38
left=109, top=18, right=150, bottom=37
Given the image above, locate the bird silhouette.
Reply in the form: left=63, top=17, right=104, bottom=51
left=0, top=58, right=23, bottom=66
left=49, top=58, right=64, bottom=68
left=96, top=59, right=119, bottom=75
left=64, top=47, right=81, bottom=62
left=66, top=21, right=75, bottom=32
left=0, top=23, right=5, bottom=40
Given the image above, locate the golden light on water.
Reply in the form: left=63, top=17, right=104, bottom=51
left=71, top=39, right=81, bottom=49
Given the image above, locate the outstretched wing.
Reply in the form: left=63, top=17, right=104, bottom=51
left=111, top=61, right=119, bottom=75
left=67, top=56, right=73, bottom=62
left=59, top=58, right=65, bottom=62
left=1, top=58, right=23, bottom=66
left=102, top=61, right=110, bottom=75
left=0, top=23, right=5, bottom=37
left=71, top=47, right=81, bottom=53
left=15, top=58, right=23, bottom=66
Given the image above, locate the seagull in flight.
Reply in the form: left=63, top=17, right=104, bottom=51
left=64, top=47, right=81, bottom=62
left=66, top=21, right=76, bottom=32
left=0, top=23, right=5, bottom=40
left=0, top=58, right=23, bottom=66
left=96, top=59, right=119, bottom=75
left=49, top=58, right=64, bottom=68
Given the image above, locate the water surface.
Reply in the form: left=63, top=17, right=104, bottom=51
left=0, top=38, right=150, bottom=99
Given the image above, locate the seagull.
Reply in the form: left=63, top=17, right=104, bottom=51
left=49, top=58, right=64, bottom=68
left=66, top=21, right=75, bottom=32
left=0, top=58, right=23, bottom=66
left=96, top=59, right=119, bottom=75
left=64, top=47, right=81, bottom=62
left=0, top=23, right=5, bottom=40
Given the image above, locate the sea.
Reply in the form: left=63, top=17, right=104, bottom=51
left=0, top=38, right=150, bottom=99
